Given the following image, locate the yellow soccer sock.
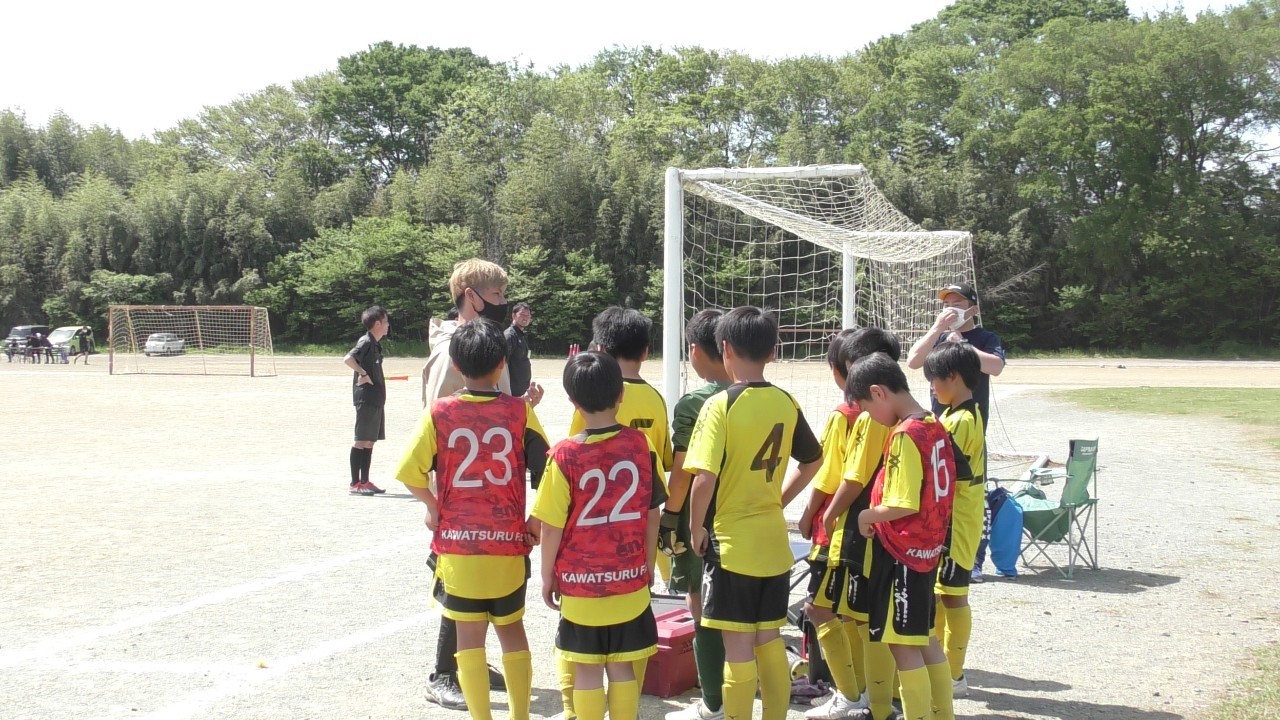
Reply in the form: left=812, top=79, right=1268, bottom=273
left=845, top=621, right=867, bottom=696
left=607, top=679, right=640, bottom=720
left=723, top=660, right=758, bottom=720
left=502, top=650, right=532, bottom=720
left=557, top=651, right=576, bottom=719
left=926, top=661, right=955, bottom=720
left=816, top=619, right=858, bottom=698
left=865, top=638, right=897, bottom=720
left=933, top=598, right=947, bottom=645
left=942, top=604, right=972, bottom=682
left=573, top=687, right=606, bottom=720
left=755, top=638, right=790, bottom=720
left=632, top=657, right=649, bottom=692
left=897, top=666, right=931, bottom=720
left=455, top=647, right=492, bottom=720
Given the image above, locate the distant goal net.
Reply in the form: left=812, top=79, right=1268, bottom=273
left=661, top=164, right=976, bottom=430
left=108, top=305, right=276, bottom=376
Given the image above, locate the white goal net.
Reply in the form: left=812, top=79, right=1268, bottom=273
left=662, top=165, right=976, bottom=432
left=108, top=305, right=276, bottom=376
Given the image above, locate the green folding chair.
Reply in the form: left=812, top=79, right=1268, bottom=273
left=1013, top=439, right=1099, bottom=579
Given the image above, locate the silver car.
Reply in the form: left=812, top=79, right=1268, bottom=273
left=144, top=333, right=185, bottom=356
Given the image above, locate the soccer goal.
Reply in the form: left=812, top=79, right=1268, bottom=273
left=661, top=165, right=975, bottom=425
left=108, top=305, right=276, bottom=376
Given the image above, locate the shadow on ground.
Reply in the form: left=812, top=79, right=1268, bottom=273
left=1004, top=567, right=1179, bottom=594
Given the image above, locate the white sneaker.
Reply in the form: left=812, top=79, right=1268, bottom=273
left=805, top=691, right=866, bottom=719
left=665, top=699, right=724, bottom=720
left=952, top=675, right=970, bottom=697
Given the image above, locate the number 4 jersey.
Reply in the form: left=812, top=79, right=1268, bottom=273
left=533, top=425, right=668, bottom=599
left=683, top=382, right=822, bottom=578
left=395, top=390, right=549, bottom=557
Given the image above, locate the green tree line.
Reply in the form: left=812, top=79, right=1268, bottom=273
left=2, top=0, right=1278, bottom=353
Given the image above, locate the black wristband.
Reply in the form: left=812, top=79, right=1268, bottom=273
left=662, top=508, right=682, bottom=517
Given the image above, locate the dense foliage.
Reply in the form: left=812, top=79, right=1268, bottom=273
left=2, top=1, right=1278, bottom=353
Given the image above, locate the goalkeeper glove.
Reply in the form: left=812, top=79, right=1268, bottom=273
left=658, top=510, right=687, bottom=557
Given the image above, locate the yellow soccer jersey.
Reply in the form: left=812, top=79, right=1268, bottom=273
left=569, top=378, right=674, bottom=475
left=808, top=405, right=860, bottom=561
left=684, top=382, right=822, bottom=577
left=828, top=412, right=893, bottom=567
left=531, top=427, right=667, bottom=627
left=880, top=430, right=925, bottom=511
left=940, top=399, right=986, bottom=566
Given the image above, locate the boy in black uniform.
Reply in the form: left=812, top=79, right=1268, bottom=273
left=342, top=305, right=389, bottom=496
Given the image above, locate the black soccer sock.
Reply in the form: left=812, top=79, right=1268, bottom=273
left=435, top=617, right=459, bottom=675
left=359, top=447, right=373, bottom=484
left=349, top=447, right=362, bottom=486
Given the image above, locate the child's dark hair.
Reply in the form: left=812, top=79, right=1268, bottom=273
left=361, top=305, right=387, bottom=330
left=827, top=328, right=859, bottom=380
left=445, top=307, right=460, bottom=321
left=448, top=319, right=507, bottom=379
left=715, top=306, right=776, bottom=362
left=686, top=309, right=724, bottom=361
left=923, top=342, right=982, bottom=391
left=844, top=327, right=901, bottom=364
left=592, top=307, right=652, bottom=361
left=846, top=352, right=910, bottom=402
left=563, top=351, right=624, bottom=413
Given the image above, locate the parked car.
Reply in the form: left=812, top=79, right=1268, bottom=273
left=144, top=332, right=185, bottom=356
left=6, top=325, right=51, bottom=345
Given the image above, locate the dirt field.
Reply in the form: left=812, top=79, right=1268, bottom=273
left=2, top=355, right=1278, bottom=720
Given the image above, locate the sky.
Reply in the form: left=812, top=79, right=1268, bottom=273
left=0, top=0, right=1241, bottom=140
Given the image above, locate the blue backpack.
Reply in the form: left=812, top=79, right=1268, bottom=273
left=986, top=486, right=1023, bottom=577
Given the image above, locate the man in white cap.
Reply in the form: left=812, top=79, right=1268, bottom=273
left=906, top=283, right=1005, bottom=422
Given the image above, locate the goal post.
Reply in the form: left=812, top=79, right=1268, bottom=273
left=662, top=164, right=976, bottom=424
left=108, top=305, right=276, bottom=377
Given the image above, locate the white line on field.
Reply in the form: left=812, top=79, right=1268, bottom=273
left=0, top=532, right=426, bottom=670
left=139, top=611, right=437, bottom=720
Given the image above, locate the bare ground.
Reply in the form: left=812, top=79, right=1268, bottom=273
left=0, top=356, right=1278, bottom=719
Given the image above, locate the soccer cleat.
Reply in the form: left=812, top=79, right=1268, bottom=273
left=425, top=672, right=467, bottom=710
left=953, top=675, right=970, bottom=697
left=365, top=480, right=386, bottom=494
left=351, top=482, right=377, bottom=496
left=666, top=698, right=725, bottom=720
left=970, top=567, right=985, bottom=583
left=805, top=691, right=866, bottom=719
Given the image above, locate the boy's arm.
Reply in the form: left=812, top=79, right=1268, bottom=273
left=539, top=522, right=564, bottom=610
left=646, top=508, right=660, bottom=577
left=797, top=488, right=830, bottom=541
left=857, top=504, right=916, bottom=537
left=688, top=470, right=716, bottom=556
left=404, top=485, right=440, bottom=529
left=781, top=458, right=823, bottom=507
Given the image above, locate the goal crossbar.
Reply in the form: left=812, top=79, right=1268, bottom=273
left=108, top=305, right=275, bottom=377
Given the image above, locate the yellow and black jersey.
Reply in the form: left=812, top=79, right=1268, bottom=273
left=829, top=412, right=893, bottom=568
left=808, top=404, right=861, bottom=560
left=940, top=399, right=986, bottom=566
left=684, top=381, right=822, bottom=577
left=570, top=378, right=674, bottom=475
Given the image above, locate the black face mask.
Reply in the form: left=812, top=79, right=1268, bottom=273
left=467, top=289, right=509, bottom=324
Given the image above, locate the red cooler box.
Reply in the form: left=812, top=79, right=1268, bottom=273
left=642, top=605, right=697, bottom=697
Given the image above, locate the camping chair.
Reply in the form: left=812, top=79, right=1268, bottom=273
left=1012, top=439, right=1099, bottom=579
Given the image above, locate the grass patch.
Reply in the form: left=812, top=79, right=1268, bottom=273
left=1209, top=643, right=1280, bottom=720
left=1017, top=346, right=1280, bottom=360
left=1058, top=387, right=1280, bottom=450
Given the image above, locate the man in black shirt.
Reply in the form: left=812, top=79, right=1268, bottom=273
left=342, top=306, right=390, bottom=496
left=503, top=302, right=533, bottom=397
left=906, top=283, right=1005, bottom=422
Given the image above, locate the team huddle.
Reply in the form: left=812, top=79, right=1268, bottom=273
left=370, top=259, right=989, bottom=720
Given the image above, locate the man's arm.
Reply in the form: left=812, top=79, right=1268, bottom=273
left=975, top=348, right=1005, bottom=376
left=343, top=352, right=372, bottom=385
left=906, top=310, right=952, bottom=369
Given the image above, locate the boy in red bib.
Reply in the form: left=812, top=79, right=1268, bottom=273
left=395, top=319, right=549, bottom=720
left=533, top=351, right=666, bottom=720
left=849, top=352, right=966, bottom=720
